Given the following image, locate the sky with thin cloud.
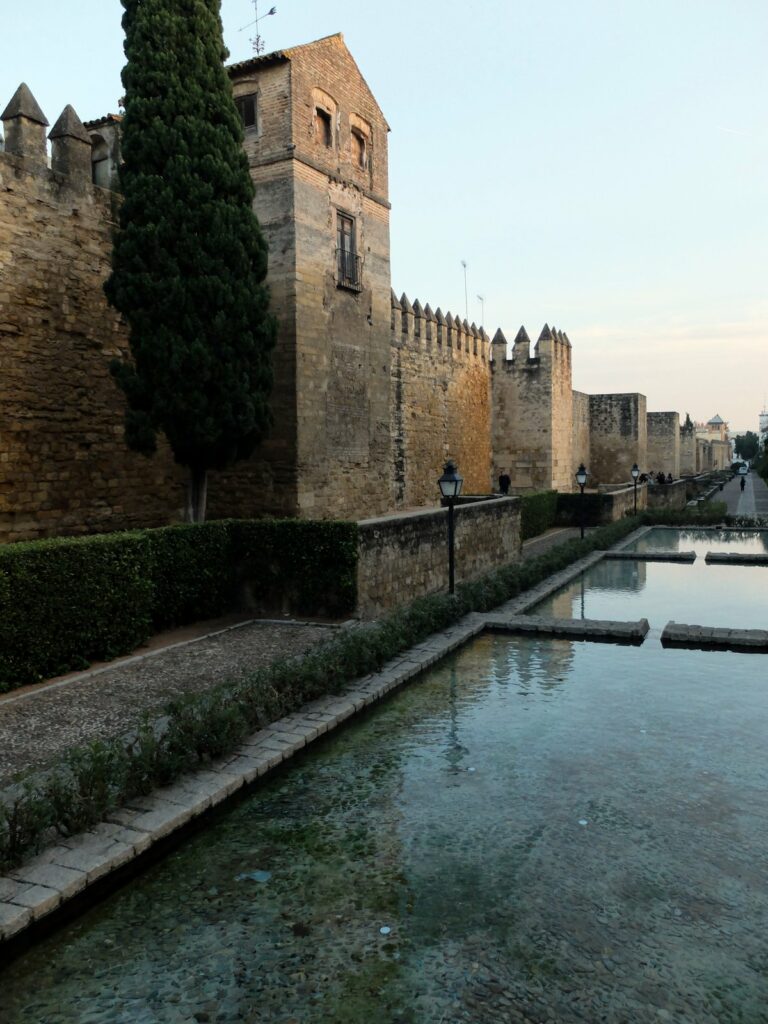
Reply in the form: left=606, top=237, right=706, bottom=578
left=3, top=0, right=766, bottom=431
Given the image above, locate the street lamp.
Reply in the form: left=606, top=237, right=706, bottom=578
left=575, top=463, right=588, bottom=539
left=438, top=460, right=464, bottom=594
left=631, top=462, right=640, bottom=515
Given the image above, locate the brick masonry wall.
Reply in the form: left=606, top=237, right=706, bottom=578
left=356, top=496, right=521, bottom=618
left=0, top=151, right=187, bottom=542
left=646, top=411, right=680, bottom=477
left=390, top=298, right=491, bottom=507
left=588, top=393, right=647, bottom=486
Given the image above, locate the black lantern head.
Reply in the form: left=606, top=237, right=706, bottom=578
left=438, top=460, right=464, bottom=500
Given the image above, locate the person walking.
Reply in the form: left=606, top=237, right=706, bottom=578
left=498, top=472, right=511, bottom=495
left=740, top=475, right=746, bottom=492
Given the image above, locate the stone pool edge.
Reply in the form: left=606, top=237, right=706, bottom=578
left=0, top=534, right=649, bottom=951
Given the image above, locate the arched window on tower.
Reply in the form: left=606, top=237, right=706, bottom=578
left=90, top=134, right=111, bottom=187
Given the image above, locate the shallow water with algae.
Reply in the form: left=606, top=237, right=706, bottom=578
left=2, top=634, right=768, bottom=1023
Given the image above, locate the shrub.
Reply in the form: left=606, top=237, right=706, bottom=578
left=149, top=521, right=236, bottom=630
left=234, top=519, right=358, bottom=619
left=520, top=491, right=558, bottom=540
left=555, top=491, right=602, bottom=527
left=0, top=533, right=153, bottom=691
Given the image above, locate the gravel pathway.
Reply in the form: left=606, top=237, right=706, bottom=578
left=0, top=622, right=333, bottom=787
left=0, top=526, right=590, bottom=789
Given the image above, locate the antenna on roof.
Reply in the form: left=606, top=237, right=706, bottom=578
left=238, top=1, right=277, bottom=56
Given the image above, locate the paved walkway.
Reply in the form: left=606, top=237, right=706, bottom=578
left=719, top=471, right=768, bottom=516
left=0, top=527, right=584, bottom=789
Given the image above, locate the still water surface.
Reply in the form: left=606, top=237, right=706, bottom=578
left=529, top=551, right=767, bottom=629
left=2, top=635, right=766, bottom=1024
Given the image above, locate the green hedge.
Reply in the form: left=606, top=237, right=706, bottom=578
left=520, top=491, right=558, bottom=540
left=149, top=522, right=236, bottom=630
left=0, top=515, right=640, bottom=872
left=555, top=491, right=603, bottom=527
left=0, top=533, right=154, bottom=689
left=0, top=519, right=359, bottom=692
left=235, top=519, right=358, bottom=619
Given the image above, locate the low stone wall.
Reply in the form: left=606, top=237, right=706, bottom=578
left=647, top=479, right=688, bottom=511
left=597, top=484, right=646, bottom=523
left=356, top=497, right=521, bottom=618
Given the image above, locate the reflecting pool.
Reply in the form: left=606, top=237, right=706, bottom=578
left=624, top=527, right=768, bottom=556
left=528, top=557, right=767, bottom=630
left=2, top=635, right=767, bottom=1024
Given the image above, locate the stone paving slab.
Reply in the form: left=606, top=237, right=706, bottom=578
left=603, top=550, right=696, bottom=563
left=484, top=614, right=650, bottom=643
left=704, top=552, right=768, bottom=566
left=661, top=622, right=768, bottom=652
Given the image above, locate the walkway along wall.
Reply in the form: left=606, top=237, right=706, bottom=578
left=356, top=496, right=521, bottom=618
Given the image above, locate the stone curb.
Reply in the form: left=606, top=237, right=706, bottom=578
left=704, top=553, right=768, bottom=566
left=484, top=614, right=650, bottom=643
left=661, top=621, right=768, bottom=652
left=0, top=616, right=487, bottom=945
left=603, top=550, right=696, bottom=563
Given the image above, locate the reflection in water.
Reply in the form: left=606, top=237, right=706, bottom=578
left=627, top=527, right=768, bottom=556
left=3, top=636, right=768, bottom=1024
left=531, top=557, right=767, bottom=630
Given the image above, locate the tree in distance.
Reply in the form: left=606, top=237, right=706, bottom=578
left=734, top=431, right=759, bottom=462
left=105, top=0, right=276, bottom=522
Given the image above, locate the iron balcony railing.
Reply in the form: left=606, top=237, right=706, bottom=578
left=336, top=248, right=362, bottom=291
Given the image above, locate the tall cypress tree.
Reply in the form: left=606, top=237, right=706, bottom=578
left=105, top=0, right=276, bottom=522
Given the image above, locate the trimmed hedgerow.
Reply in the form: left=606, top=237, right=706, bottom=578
left=148, top=521, right=236, bottom=630
left=0, top=519, right=359, bottom=693
left=0, top=532, right=153, bottom=691
left=520, top=491, right=558, bottom=540
left=234, top=519, right=358, bottom=619
left=555, top=491, right=603, bottom=527
left=0, top=515, right=640, bottom=872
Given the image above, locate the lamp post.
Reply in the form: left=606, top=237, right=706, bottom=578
left=631, top=462, right=640, bottom=515
left=575, top=463, right=588, bottom=539
left=438, top=460, right=464, bottom=594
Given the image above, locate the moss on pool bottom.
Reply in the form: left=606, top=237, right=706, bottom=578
left=2, top=634, right=768, bottom=1024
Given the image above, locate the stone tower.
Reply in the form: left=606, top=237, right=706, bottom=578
left=491, top=324, right=574, bottom=492
left=216, top=33, right=392, bottom=519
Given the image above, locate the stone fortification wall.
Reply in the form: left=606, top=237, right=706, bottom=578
left=0, top=94, right=186, bottom=543
left=356, top=496, right=521, bottom=618
left=572, top=390, right=591, bottom=485
left=646, top=412, right=680, bottom=477
left=588, top=393, right=647, bottom=485
left=390, top=292, right=491, bottom=507
left=679, top=421, right=697, bottom=476
left=492, top=324, right=573, bottom=493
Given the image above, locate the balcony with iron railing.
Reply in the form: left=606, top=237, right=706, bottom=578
left=336, top=248, right=362, bottom=291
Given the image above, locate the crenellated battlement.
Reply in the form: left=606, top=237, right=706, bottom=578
left=391, top=289, right=491, bottom=362
left=0, top=83, right=119, bottom=191
left=491, top=322, right=572, bottom=375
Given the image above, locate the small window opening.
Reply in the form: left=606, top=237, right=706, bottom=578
left=336, top=212, right=361, bottom=290
left=351, top=129, right=367, bottom=169
left=90, top=134, right=111, bottom=187
left=235, top=94, right=258, bottom=130
left=316, top=107, right=333, bottom=147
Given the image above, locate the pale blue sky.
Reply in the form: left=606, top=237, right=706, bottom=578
left=3, top=1, right=766, bottom=429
